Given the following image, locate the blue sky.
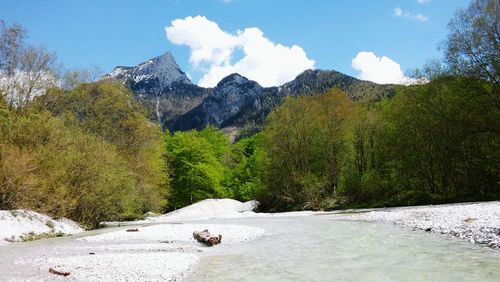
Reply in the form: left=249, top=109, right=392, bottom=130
left=1, top=0, right=469, bottom=86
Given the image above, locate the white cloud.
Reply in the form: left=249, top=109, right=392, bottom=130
left=394, top=7, right=403, bottom=17
left=393, top=7, right=428, bottom=22
left=417, top=0, right=430, bottom=4
left=165, top=16, right=315, bottom=87
left=351, top=51, right=414, bottom=85
left=415, top=14, right=429, bottom=22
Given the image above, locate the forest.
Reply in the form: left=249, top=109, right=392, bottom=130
left=0, top=0, right=498, bottom=228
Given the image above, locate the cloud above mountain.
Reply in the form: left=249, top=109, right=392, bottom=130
left=351, top=51, right=413, bottom=85
left=165, top=16, right=315, bottom=87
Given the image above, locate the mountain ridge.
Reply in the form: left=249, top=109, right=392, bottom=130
left=104, top=52, right=397, bottom=132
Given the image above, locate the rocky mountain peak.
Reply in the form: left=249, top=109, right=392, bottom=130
left=105, top=51, right=192, bottom=92
left=216, top=73, right=250, bottom=87
left=288, top=69, right=343, bottom=83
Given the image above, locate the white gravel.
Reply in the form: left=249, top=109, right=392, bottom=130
left=80, top=223, right=265, bottom=245
left=156, top=198, right=317, bottom=221
left=38, top=253, right=198, bottom=281
left=59, top=223, right=265, bottom=281
left=13, top=200, right=267, bottom=281
left=102, top=198, right=318, bottom=227
left=0, top=210, right=84, bottom=243
left=1, top=201, right=268, bottom=281
left=58, top=243, right=204, bottom=254
left=154, top=199, right=260, bottom=221
left=334, top=202, right=500, bottom=249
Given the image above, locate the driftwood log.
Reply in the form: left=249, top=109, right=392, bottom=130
left=49, top=268, right=70, bottom=277
left=193, top=229, right=222, bottom=246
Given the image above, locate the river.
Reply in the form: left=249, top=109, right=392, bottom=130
left=0, top=214, right=499, bottom=281
left=186, top=215, right=500, bottom=281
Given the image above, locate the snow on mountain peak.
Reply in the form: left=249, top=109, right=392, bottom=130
left=105, top=52, right=191, bottom=87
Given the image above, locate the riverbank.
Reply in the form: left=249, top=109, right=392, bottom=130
left=1, top=200, right=269, bottom=281
left=101, top=198, right=317, bottom=227
left=0, top=210, right=84, bottom=245
left=332, top=201, right=500, bottom=249
left=33, top=223, right=265, bottom=281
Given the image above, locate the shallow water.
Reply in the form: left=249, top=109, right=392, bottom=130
left=186, top=215, right=500, bottom=282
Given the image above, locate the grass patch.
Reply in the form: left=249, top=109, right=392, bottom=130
left=20, top=231, right=66, bottom=242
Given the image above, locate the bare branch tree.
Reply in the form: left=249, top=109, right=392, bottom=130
left=0, top=20, right=58, bottom=109
left=61, top=66, right=103, bottom=90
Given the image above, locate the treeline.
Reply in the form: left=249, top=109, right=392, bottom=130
left=257, top=77, right=498, bottom=210
left=0, top=82, right=168, bottom=228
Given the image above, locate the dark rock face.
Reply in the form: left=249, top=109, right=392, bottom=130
left=136, top=82, right=209, bottom=128
left=105, top=53, right=396, bottom=132
left=172, top=73, right=263, bottom=130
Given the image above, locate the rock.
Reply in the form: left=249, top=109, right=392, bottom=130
left=240, top=200, right=260, bottom=212
left=173, top=73, right=263, bottom=130
left=104, top=52, right=191, bottom=89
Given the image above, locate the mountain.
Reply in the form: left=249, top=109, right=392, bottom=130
left=223, top=69, right=397, bottom=130
left=104, top=52, right=191, bottom=91
left=105, top=53, right=397, bottom=133
left=103, top=52, right=209, bottom=126
left=172, top=73, right=263, bottom=130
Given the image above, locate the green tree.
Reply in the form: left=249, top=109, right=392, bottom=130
left=383, top=77, right=499, bottom=202
left=225, top=134, right=267, bottom=202
left=0, top=110, right=137, bottom=227
left=261, top=89, right=355, bottom=210
left=445, top=0, right=500, bottom=87
left=0, top=21, right=168, bottom=227
left=340, top=102, right=394, bottom=206
left=165, top=127, right=232, bottom=209
left=35, top=81, right=168, bottom=214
